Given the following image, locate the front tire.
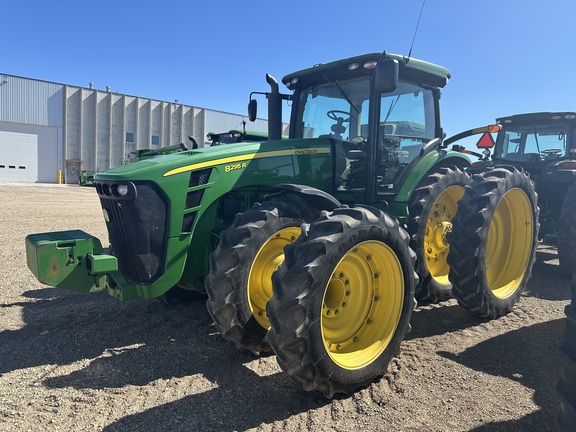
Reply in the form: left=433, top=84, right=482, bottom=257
left=267, top=206, right=417, bottom=398
left=447, top=166, right=539, bottom=318
left=408, top=165, right=471, bottom=302
left=205, top=200, right=319, bottom=355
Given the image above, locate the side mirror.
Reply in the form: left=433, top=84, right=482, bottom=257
left=374, top=59, right=399, bottom=93
left=248, top=99, right=257, bottom=122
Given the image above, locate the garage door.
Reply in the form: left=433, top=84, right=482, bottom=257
left=0, top=121, right=58, bottom=183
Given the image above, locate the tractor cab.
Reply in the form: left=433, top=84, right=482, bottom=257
left=286, top=56, right=441, bottom=196
left=489, top=112, right=576, bottom=179
left=262, top=53, right=461, bottom=204
left=464, top=112, right=576, bottom=245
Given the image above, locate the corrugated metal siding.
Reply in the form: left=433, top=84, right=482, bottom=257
left=0, top=75, right=63, bottom=126
left=204, top=109, right=269, bottom=136
left=62, top=89, right=204, bottom=176
left=1, top=73, right=278, bottom=183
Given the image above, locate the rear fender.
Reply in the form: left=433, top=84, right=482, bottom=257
left=394, top=152, right=471, bottom=204
left=265, top=183, right=342, bottom=211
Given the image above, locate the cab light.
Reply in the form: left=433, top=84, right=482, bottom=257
left=348, top=63, right=359, bottom=71
left=363, top=61, right=377, bottom=69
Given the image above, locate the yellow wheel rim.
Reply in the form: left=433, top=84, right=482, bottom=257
left=248, top=227, right=301, bottom=329
left=321, top=241, right=404, bottom=370
left=486, top=188, right=533, bottom=299
left=425, top=185, right=464, bottom=285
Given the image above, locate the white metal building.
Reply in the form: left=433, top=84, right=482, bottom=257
left=0, top=73, right=271, bottom=183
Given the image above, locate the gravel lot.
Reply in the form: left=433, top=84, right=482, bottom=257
left=0, top=183, right=570, bottom=431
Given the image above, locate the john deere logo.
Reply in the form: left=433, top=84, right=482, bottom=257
left=102, top=209, right=110, bottom=222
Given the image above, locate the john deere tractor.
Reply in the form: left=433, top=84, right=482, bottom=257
left=454, top=112, right=576, bottom=271
left=25, top=52, right=539, bottom=397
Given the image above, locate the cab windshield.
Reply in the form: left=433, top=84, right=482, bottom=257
left=294, top=76, right=370, bottom=141
left=496, top=123, right=569, bottom=162
left=294, top=76, right=435, bottom=145
left=292, top=75, right=437, bottom=190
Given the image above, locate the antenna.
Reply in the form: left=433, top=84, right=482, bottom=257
left=408, top=0, right=426, bottom=59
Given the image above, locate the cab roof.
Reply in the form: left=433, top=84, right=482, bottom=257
left=496, top=112, right=576, bottom=124
left=282, top=52, right=451, bottom=90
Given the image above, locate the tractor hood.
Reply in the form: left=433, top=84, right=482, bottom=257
left=93, top=138, right=334, bottom=240
left=94, top=138, right=332, bottom=184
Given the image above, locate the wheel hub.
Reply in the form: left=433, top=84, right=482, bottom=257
left=325, top=275, right=348, bottom=314
left=425, top=204, right=453, bottom=262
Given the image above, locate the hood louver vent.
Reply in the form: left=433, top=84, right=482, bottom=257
left=189, top=168, right=212, bottom=187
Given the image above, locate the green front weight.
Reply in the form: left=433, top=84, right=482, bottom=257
left=25, top=230, right=116, bottom=292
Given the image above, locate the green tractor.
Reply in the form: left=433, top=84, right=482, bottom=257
left=78, top=162, right=95, bottom=186
left=25, top=52, right=539, bottom=397
left=455, top=112, right=576, bottom=271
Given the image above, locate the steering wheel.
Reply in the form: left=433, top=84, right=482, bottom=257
left=541, top=148, right=562, bottom=157
left=327, top=110, right=351, bottom=123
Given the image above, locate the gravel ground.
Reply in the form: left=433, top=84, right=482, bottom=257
left=0, top=183, right=570, bottom=431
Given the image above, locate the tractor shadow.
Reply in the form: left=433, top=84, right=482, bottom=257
left=407, top=299, right=479, bottom=340
left=438, top=318, right=565, bottom=432
left=99, top=361, right=328, bottom=432
left=407, top=267, right=570, bottom=342
left=533, top=243, right=571, bottom=280
left=531, top=245, right=572, bottom=301
left=0, top=288, right=208, bottom=376
left=1, top=287, right=328, bottom=430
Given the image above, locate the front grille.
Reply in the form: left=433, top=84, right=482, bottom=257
left=98, top=182, right=168, bottom=284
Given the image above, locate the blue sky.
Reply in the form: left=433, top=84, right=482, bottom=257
left=3, top=0, right=576, bottom=141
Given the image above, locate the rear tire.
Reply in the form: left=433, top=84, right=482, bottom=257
left=558, top=182, right=576, bottom=274
left=408, top=165, right=471, bottom=302
left=558, top=292, right=576, bottom=432
left=447, top=166, right=539, bottom=318
left=267, top=206, right=417, bottom=398
left=205, top=200, right=319, bottom=355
